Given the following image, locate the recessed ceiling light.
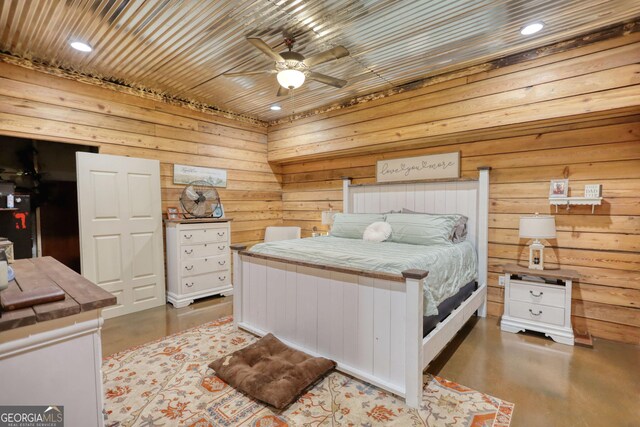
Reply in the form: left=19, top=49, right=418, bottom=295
left=270, top=105, right=282, bottom=111
left=70, top=41, right=92, bottom=52
left=520, top=22, right=544, bottom=36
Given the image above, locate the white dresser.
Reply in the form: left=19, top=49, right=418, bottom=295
left=500, top=263, right=578, bottom=346
left=165, top=219, right=232, bottom=308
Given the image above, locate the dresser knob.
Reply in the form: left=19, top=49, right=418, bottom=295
left=529, top=309, right=542, bottom=316
left=530, top=290, right=543, bottom=297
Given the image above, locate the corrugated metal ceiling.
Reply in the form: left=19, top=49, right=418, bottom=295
left=1, top=0, right=638, bottom=121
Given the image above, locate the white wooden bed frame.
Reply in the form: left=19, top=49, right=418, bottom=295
left=231, top=167, right=490, bottom=408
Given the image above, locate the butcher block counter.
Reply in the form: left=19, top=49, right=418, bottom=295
left=0, top=256, right=116, bottom=427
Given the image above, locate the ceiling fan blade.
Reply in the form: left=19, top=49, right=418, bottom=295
left=303, top=46, right=349, bottom=67
left=247, top=37, right=284, bottom=62
left=223, top=69, right=276, bottom=77
left=307, top=71, right=347, bottom=88
left=276, top=86, right=289, bottom=97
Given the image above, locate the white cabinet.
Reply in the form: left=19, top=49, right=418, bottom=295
left=165, top=219, right=232, bottom=308
left=500, top=263, right=578, bottom=346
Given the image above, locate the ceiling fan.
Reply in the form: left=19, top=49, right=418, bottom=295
left=223, top=36, right=350, bottom=97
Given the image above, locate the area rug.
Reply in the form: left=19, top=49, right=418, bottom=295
left=103, top=316, right=513, bottom=426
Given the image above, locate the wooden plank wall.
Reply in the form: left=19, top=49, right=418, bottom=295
left=0, top=60, right=283, bottom=247
left=270, top=34, right=640, bottom=344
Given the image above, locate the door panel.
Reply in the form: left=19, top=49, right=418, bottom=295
left=93, top=235, right=122, bottom=284
left=128, top=173, right=154, bottom=218
left=131, top=232, right=155, bottom=278
left=77, top=152, right=165, bottom=318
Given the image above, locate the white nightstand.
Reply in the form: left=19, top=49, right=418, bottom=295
left=500, top=263, right=579, bottom=346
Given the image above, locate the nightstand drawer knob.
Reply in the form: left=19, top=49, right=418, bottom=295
left=529, top=309, right=542, bottom=316
left=530, top=290, right=544, bottom=297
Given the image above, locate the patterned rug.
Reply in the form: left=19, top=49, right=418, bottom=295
left=103, top=316, right=513, bottom=426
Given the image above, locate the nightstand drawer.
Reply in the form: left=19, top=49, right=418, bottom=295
left=510, top=281, right=565, bottom=308
left=509, top=300, right=565, bottom=326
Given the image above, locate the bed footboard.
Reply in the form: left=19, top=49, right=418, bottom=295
left=232, top=250, right=427, bottom=404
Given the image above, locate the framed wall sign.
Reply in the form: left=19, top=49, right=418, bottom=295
left=173, top=164, right=227, bottom=187
left=584, top=184, right=602, bottom=198
left=549, top=179, right=569, bottom=198
left=376, top=152, right=460, bottom=183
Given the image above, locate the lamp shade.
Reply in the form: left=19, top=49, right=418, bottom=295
left=519, top=215, right=556, bottom=239
left=277, top=69, right=305, bottom=89
left=321, top=210, right=336, bottom=225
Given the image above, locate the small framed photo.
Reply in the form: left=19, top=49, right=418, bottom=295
left=549, top=179, right=569, bottom=198
left=166, top=207, right=180, bottom=220
left=212, top=203, right=224, bottom=219
left=584, top=184, right=602, bottom=198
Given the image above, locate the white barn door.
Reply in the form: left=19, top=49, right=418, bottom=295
left=76, top=152, right=165, bottom=319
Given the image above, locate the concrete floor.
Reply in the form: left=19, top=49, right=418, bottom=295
left=102, top=296, right=640, bottom=426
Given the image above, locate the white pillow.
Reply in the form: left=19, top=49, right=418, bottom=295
left=363, top=221, right=392, bottom=242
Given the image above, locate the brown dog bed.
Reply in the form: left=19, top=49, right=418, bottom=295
left=209, top=333, right=336, bottom=409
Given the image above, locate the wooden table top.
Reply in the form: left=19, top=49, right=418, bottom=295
left=0, top=257, right=116, bottom=332
left=501, top=263, right=580, bottom=281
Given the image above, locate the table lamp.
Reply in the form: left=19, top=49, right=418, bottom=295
left=321, top=209, right=336, bottom=237
left=519, top=213, right=556, bottom=270
left=321, top=210, right=336, bottom=226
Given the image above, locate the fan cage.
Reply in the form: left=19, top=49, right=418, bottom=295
left=179, top=180, right=222, bottom=218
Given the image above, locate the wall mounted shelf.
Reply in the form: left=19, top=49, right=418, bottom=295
left=549, top=197, right=602, bottom=213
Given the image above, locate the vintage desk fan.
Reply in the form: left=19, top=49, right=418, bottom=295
left=180, top=181, right=223, bottom=218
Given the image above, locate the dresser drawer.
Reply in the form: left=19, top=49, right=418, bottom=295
left=180, top=228, right=228, bottom=245
left=509, top=300, right=565, bottom=326
left=181, top=242, right=228, bottom=260
left=181, top=254, right=229, bottom=277
left=510, top=281, right=565, bottom=308
left=181, top=271, right=230, bottom=294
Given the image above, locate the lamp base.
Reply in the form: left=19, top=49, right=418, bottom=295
left=529, top=240, right=545, bottom=270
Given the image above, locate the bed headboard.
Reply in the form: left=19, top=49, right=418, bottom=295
left=342, top=167, right=491, bottom=286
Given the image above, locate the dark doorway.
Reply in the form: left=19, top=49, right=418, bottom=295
left=0, top=136, right=97, bottom=272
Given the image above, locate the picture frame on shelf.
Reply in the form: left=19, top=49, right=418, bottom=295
left=584, top=184, right=602, bottom=198
left=549, top=179, right=569, bottom=198
left=167, top=207, right=180, bottom=220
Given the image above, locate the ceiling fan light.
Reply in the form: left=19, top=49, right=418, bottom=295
left=277, top=69, right=305, bottom=89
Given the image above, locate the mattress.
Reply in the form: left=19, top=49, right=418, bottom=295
left=423, top=280, right=477, bottom=337
left=249, top=236, right=477, bottom=316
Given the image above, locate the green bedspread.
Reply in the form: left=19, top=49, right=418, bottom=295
left=249, top=236, right=477, bottom=316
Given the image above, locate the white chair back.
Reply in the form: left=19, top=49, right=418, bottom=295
left=264, top=226, right=301, bottom=243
